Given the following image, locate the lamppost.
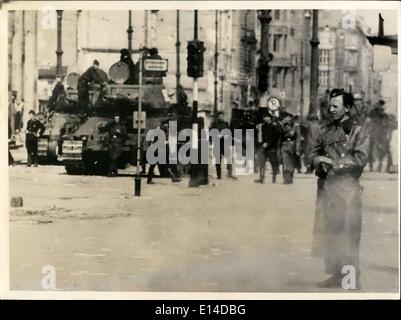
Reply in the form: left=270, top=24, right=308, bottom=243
left=214, top=10, right=218, bottom=115
left=127, top=10, right=133, bottom=56
left=56, top=10, right=63, bottom=75
left=176, top=10, right=181, bottom=90
left=307, top=9, right=319, bottom=120
left=256, top=10, right=272, bottom=108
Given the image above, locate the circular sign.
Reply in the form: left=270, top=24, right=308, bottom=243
left=109, top=62, right=130, bottom=84
left=66, top=72, right=80, bottom=89
left=267, top=96, right=281, bottom=112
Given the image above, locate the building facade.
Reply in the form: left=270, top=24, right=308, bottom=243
left=8, top=9, right=382, bottom=127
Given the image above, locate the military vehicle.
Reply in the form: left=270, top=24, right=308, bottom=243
left=60, top=61, right=191, bottom=175
left=37, top=73, right=83, bottom=164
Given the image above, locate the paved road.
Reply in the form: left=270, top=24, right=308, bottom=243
left=9, top=164, right=399, bottom=293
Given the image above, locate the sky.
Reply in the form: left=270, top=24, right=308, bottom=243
left=357, top=9, right=398, bottom=35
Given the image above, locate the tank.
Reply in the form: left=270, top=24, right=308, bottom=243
left=37, top=73, right=82, bottom=164
left=60, top=61, right=191, bottom=175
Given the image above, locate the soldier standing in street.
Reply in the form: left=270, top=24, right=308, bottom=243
left=255, top=112, right=281, bottom=184
left=280, top=113, right=299, bottom=184
left=308, top=89, right=369, bottom=289
left=77, top=60, right=105, bottom=115
left=105, top=114, right=127, bottom=177
left=25, top=110, right=45, bottom=167
left=147, top=115, right=182, bottom=184
left=210, top=112, right=237, bottom=180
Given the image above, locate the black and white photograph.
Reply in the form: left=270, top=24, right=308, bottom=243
left=1, top=1, right=400, bottom=299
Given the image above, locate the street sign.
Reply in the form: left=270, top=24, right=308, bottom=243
left=143, top=59, right=168, bottom=72
left=133, top=111, right=146, bottom=129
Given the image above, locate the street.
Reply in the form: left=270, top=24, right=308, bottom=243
left=9, top=163, right=399, bottom=293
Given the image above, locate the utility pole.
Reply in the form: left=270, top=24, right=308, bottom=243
left=214, top=10, right=218, bottom=115
left=135, top=48, right=143, bottom=197
left=127, top=10, right=133, bottom=56
left=189, top=10, right=200, bottom=188
left=56, top=10, right=63, bottom=75
left=187, top=10, right=207, bottom=187
left=257, top=10, right=272, bottom=108
left=176, top=10, right=181, bottom=90
left=300, top=41, right=304, bottom=120
left=307, top=9, right=319, bottom=120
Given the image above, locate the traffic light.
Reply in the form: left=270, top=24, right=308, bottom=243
left=187, top=40, right=205, bottom=78
left=258, top=58, right=269, bottom=93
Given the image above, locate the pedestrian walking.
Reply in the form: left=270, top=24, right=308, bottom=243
left=280, top=114, right=299, bottom=184
left=210, top=112, right=237, bottom=180
left=147, top=116, right=181, bottom=184
left=308, top=88, right=369, bottom=289
left=25, top=110, right=45, bottom=167
left=255, top=112, right=281, bottom=184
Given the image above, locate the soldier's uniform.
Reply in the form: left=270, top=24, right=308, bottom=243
left=147, top=120, right=181, bottom=183
left=25, top=117, right=46, bottom=166
left=210, top=117, right=235, bottom=179
left=77, top=66, right=104, bottom=114
left=105, top=119, right=127, bottom=176
left=120, top=49, right=137, bottom=85
left=47, top=82, right=65, bottom=113
left=308, top=117, right=369, bottom=287
left=256, top=117, right=281, bottom=183
left=280, top=115, right=298, bottom=184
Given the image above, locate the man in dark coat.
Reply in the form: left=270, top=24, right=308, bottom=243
left=25, top=110, right=46, bottom=167
left=120, top=48, right=137, bottom=84
left=307, top=88, right=369, bottom=289
left=77, top=60, right=105, bottom=115
left=105, top=114, right=127, bottom=177
left=280, top=113, right=299, bottom=184
left=47, top=75, right=65, bottom=113
left=210, top=112, right=237, bottom=180
left=147, top=114, right=181, bottom=184
left=255, top=112, right=281, bottom=184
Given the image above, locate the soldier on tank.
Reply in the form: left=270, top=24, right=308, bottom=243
left=77, top=60, right=105, bottom=115
left=105, top=114, right=127, bottom=177
left=119, top=48, right=137, bottom=85
left=47, top=74, right=66, bottom=113
left=255, top=112, right=281, bottom=184
left=25, top=110, right=46, bottom=167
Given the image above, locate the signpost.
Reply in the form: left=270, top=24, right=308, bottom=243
left=134, top=53, right=168, bottom=197
left=143, top=59, right=168, bottom=72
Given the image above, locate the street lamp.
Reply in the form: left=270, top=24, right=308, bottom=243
left=307, top=9, right=319, bottom=121
left=56, top=10, right=63, bottom=75
left=256, top=10, right=272, bottom=108
left=127, top=10, right=133, bottom=56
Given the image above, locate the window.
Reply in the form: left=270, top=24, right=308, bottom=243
left=283, top=35, right=287, bottom=52
left=319, top=49, right=330, bottom=64
left=319, top=71, right=329, bottom=88
left=274, top=10, right=280, bottom=20
left=272, top=68, right=278, bottom=88
left=273, top=34, right=281, bottom=52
